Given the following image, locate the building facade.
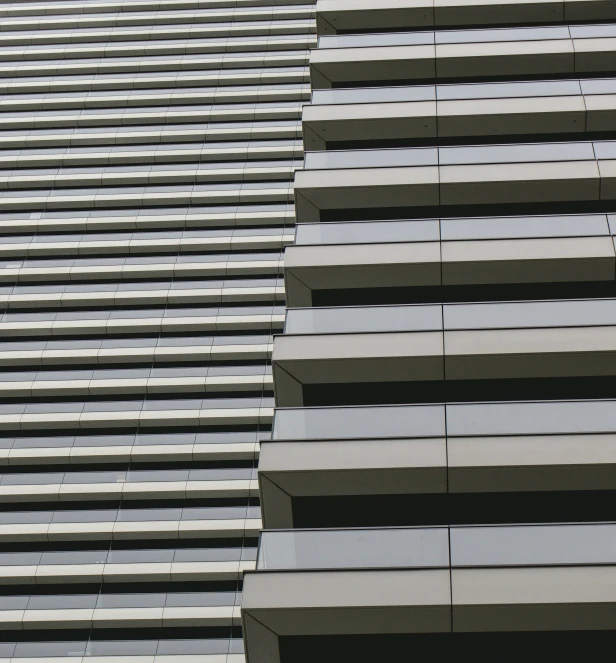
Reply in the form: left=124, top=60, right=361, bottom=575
left=0, top=0, right=315, bottom=661
left=242, top=0, right=616, bottom=662
left=2, top=0, right=616, bottom=661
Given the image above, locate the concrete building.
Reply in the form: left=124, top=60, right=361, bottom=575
left=242, top=1, right=616, bottom=662
left=2, top=0, right=616, bottom=661
left=0, top=0, right=314, bottom=661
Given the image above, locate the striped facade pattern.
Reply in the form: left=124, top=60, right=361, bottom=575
left=0, top=0, right=314, bottom=661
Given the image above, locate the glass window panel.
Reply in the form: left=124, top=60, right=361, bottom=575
left=173, top=548, right=242, bottom=562
left=63, top=471, right=127, bottom=484
left=14, top=642, right=87, bottom=658
left=92, top=369, right=150, bottom=380
left=28, top=595, right=97, bottom=610
left=135, top=433, right=196, bottom=446
left=319, top=32, right=434, bottom=48
left=272, top=404, right=446, bottom=440
left=156, top=337, right=213, bottom=347
left=211, top=335, right=272, bottom=346
left=0, top=552, right=41, bottom=566
left=13, top=437, right=75, bottom=449
left=208, top=365, right=266, bottom=376
left=40, top=551, right=108, bottom=565
left=0, top=404, right=26, bottom=414
left=0, top=596, right=29, bottom=610
left=439, top=142, right=595, bottom=165
left=96, top=593, right=167, bottom=608
left=437, top=79, right=581, bottom=100
left=188, top=468, right=252, bottom=480
left=436, top=25, right=570, bottom=44
left=155, top=639, right=230, bottom=655
left=451, top=524, right=616, bottom=566
left=446, top=400, right=616, bottom=436
left=285, top=304, right=442, bottom=334
left=194, top=432, right=258, bottom=444
left=229, top=639, right=245, bottom=654
left=141, top=400, right=201, bottom=411
left=592, top=141, right=616, bottom=160
left=0, top=511, right=51, bottom=524
left=150, top=366, right=209, bottom=378
left=2, top=473, right=64, bottom=485
left=570, top=24, right=616, bottom=39
left=101, top=338, right=155, bottom=349
left=0, top=643, right=15, bottom=657
left=106, top=549, right=174, bottom=564
left=580, top=78, right=616, bottom=95
left=0, top=341, right=47, bottom=351
left=126, top=469, right=189, bottom=482
left=440, top=214, right=609, bottom=240
left=312, top=86, right=435, bottom=105
left=164, top=592, right=237, bottom=606
left=52, top=510, right=117, bottom=523
left=443, top=299, right=616, bottom=330
left=82, top=401, right=141, bottom=412
left=24, top=402, right=82, bottom=413
left=304, top=147, right=437, bottom=170
left=72, top=435, right=135, bottom=448
left=258, top=528, right=449, bottom=570
left=85, top=640, right=158, bottom=656
left=31, top=370, right=93, bottom=381
left=295, top=220, right=439, bottom=245
left=181, top=507, right=248, bottom=520
left=117, top=508, right=182, bottom=522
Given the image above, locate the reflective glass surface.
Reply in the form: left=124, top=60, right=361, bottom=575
left=285, top=304, right=442, bottom=334
left=317, top=24, right=616, bottom=52
left=437, top=79, right=582, bottom=100
left=304, top=147, right=437, bottom=170
left=451, top=524, right=616, bottom=566
left=295, top=220, right=439, bottom=245
left=319, top=32, right=434, bottom=49
left=257, top=525, right=616, bottom=571
left=443, top=299, right=616, bottom=330
left=272, top=405, right=445, bottom=440
left=312, top=86, right=435, bottom=105
left=302, top=142, right=610, bottom=172
left=440, top=214, right=609, bottom=240
left=446, top=400, right=616, bottom=436
left=439, top=142, right=595, bottom=165
left=259, top=528, right=449, bottom=570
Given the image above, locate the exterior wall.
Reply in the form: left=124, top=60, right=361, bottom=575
left=245, top=1, right=616, bottom=661
left=0, top=0, right=315, bottom=661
